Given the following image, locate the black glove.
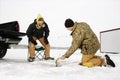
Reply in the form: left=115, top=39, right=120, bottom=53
left=44, top=37, right=49, bottom=44
left=29, top=36, right=37, bottom=45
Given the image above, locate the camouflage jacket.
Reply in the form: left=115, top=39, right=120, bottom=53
left=64, top=22, right=100, bottom=58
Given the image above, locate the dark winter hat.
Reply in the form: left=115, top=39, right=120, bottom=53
left=64, top=18, right=74, bottom=28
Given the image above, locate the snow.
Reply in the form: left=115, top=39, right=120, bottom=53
left=0, top=49, right=120, bottom=80
left=0, top=0, right=120, bottom=80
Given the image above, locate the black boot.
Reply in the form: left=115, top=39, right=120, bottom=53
left=105, top=55, right=115, bottom=67
left=28, top=57, right=35, bottom=62
left=44, top=57, right=54, bottom=60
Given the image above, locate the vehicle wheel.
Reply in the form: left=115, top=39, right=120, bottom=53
left=0, top=46, right=7, bottom=58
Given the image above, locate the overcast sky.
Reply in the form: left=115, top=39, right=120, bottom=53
left=0, top=0, right=120, bottom=46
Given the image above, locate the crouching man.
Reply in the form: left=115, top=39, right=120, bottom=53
left=26, top=14, right=54, bottom=62
left=56, top=19, right=115, bottom=67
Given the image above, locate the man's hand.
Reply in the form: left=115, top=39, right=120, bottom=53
left=60, top=55, right=66, bottom=60
left=55, top=55, right=66, bottom=67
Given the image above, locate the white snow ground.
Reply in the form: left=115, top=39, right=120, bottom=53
left=0, top=49, right=120, bottom=80
left=0, top=0, right=120, bottom=80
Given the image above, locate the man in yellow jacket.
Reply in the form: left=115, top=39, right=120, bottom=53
left=56, top=19, right=115, bottom=67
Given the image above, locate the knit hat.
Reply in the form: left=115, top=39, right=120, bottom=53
left=36, top=14, right=44, bottom=22
left=64, top=18, right=74, bottom=28
left=36, top=14, right=44, bottom=28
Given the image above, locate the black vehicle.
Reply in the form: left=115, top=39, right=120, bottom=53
left=0, top=21, right=26, bottom=58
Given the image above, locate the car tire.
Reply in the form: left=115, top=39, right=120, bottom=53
left=0, top=46, right=7, bottom=58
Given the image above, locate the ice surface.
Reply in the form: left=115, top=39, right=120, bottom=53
left=0, top=0, right=120, bottom=80
left=0, top=49, right=120, bottom=80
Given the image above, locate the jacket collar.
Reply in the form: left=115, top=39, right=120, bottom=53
left=71, top=22, right=78, bottom=35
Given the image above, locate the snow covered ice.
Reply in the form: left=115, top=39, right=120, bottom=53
left=0, top=0, right=120, bottom=80
left=0, top=49, right=120, bottom=80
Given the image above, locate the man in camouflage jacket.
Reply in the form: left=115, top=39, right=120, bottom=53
left=59, top=19, right=104, bottom=67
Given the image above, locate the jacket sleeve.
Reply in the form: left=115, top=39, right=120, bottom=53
left=63, top=27, right=84, bottom=58
left=43, top=23, right=50, bottom=38
left=26, top=24, right=37, bottom=45
left=26, top=24, right=34, bottom=37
